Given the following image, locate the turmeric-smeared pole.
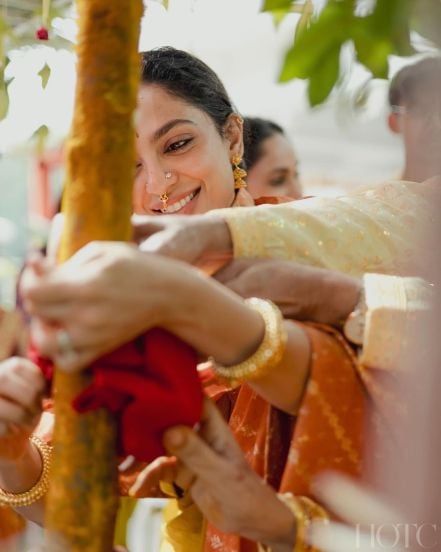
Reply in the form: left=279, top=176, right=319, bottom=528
left=45, top=1, right=143, bottom=550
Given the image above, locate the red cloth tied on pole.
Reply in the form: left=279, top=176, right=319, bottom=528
left=30, top=328, right=203, bottom=463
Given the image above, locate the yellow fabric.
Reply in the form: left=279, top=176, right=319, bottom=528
left=160, top=499, right=206, bottom=552
left=218, top=178, right=439, bottom=278
left=361, top=273, right=433, bottom=372
left=114, top=497, right=138, bottom=548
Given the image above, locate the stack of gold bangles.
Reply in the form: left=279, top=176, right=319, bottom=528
left=212, top=297, right=287, bottom=386
left=0, top=436, right=52, bottom=508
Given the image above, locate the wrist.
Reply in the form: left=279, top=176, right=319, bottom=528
left=315, top=272, right=362, bottom=328
left=163, top=272, right=264, bottom=366
left=259, top=496, right=297, bottom=552
left=203, top=215, right=233, bottom=256
left=0, top=439, right=42, bottom=493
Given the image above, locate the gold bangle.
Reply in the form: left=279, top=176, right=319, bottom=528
left=212, top=298, right=287, bottom=386
left=275, top=494, right=330, bottom=552
left=0, top=435, right=52, bottom=508
left=278, top=493, right=310, bottom=552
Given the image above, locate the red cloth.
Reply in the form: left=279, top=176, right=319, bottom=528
left=29, top=329, right=203, bottom=463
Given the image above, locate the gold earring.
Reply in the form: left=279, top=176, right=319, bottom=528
left=232, top=155, right=247, bottom=190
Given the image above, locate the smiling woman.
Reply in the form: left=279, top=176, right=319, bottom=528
left=133, top=47, right=254, bottom=216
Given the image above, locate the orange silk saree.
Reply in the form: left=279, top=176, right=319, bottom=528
left=163, top=323, right=368, bottom=552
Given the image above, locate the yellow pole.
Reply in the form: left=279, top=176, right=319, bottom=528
left=45, top=1, right=143, bottom=549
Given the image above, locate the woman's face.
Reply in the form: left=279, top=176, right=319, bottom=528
left=133, top=84, right=240, bottom=215
left=246, top=133, right=301, bottom=199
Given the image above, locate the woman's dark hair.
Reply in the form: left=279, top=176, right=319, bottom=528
left=140, top=47, right=235, bottom=135
left=243, top=117, right=285, bottom=170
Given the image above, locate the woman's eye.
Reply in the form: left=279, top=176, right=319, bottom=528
left=166, top=138, right=192, bottom=153
left=269, top=176, right=287, bottom=187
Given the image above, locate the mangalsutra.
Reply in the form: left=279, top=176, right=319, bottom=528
left=160, top=192, right=169, bottom=212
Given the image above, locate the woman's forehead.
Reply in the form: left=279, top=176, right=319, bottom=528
left=137, top=84, right=211, bottom=127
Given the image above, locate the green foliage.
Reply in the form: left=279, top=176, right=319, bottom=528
left=0, top=3, right=72, bottom=122
left=307, top=45, right=340, bottom=106
left=262, top=0, right=305, bottom=27
left=0, top=52, right=10, bottom=122
left=39, top=63, right=51, bottom=89
left=31, top=124, right=50, bottom=155
left=279, top=1, right=349, bottom=83
left=263, top=0, right=293, bottom=9
left=265, top=0, right=440, bottom=107
left=0, top=78, right=9, bottom=121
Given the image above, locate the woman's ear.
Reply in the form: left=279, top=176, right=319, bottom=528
left=223, top=114, right=244, bottom=160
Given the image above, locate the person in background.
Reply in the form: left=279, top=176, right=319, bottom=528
left=242, top=117, right=302, bottom=200
left=387, top=56, right=441, bottom=182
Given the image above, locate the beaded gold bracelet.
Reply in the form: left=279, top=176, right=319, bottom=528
left=212, top=297, right=287, bottom=386
left=0, top=435, right=52, bottom=508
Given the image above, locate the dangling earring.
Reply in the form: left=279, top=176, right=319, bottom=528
left=232, top=155, right=247, bottom=190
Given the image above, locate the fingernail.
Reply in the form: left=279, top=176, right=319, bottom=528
left=164, top=427, right=185, bottom=450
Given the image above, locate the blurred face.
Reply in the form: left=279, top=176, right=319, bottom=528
left=133, top=84, right=241, bottom=215
left=246, top=133, right=301, bottom=199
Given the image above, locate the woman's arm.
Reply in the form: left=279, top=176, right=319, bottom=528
left=23, top=243, right=312, bottom=414
left=163, top=271, right=311, bottom=415
left=0, top=357, right=47, bottom=524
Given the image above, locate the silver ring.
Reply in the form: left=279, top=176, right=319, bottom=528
left=164, top=171, right=172, bottom=179
left=56, top=329, right=78, bottom=363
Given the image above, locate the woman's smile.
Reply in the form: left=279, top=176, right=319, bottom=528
left=153, top=188, right=201, bottom=215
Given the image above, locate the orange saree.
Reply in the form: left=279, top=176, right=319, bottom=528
left=200, top=323, right=367, bottom=552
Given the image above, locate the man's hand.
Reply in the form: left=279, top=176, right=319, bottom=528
left=215, top=259, right=362, bottom=327
left=132, top=214, right=233, bottom=271
left=159, top=398, right=296, bottom=551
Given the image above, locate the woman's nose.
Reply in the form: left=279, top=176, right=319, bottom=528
left=140, top=162, right=170, bottom=195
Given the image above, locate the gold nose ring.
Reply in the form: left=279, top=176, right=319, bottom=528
left=160, top=192, right=169, bottom=212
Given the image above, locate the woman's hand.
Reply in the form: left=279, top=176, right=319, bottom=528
left=215, top=259, right=362, bottom=327
left=21, top=242, right=191, bottom=371
left=0, top=357, right=45, bottom=464
left=157, top=398, right=296, bottom=551
left=21, top=241, right=267, bottom=374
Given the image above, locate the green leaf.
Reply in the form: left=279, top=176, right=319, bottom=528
left=262, top=0, right=295, bottom=27
left=307, top=45, right=340, bottom=106
left=279, top=1, right=349, bottom=81
left=369, top=0, right=413, bottom=56
left=31, top=124, right=50, bottom=155
left=38, top=63, right=51, bottom=89
left=0, top=82, right=8, bottom=121
left=262, top=0, right=293, bottom=11
left=352, top=23, right=392, bottom=78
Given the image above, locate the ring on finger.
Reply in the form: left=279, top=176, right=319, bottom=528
left=56, top=329, right=78, bottom=364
